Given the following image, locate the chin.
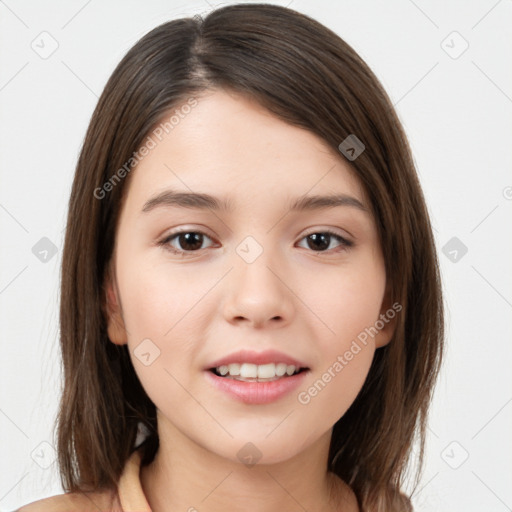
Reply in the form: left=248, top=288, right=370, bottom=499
left=211, top=430, right=321, bottom=467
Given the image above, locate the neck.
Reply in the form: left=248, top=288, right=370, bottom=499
left=139, top=415, right=357, bottom=512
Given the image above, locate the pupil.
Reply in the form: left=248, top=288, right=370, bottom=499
left=179, top=232, right=203, bottom=251
left=308, top=233, right=329, bottom=251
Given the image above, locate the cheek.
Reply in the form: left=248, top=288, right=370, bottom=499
left=296, top=280, right=380, bottom=429
left=115, top=252, right=238, bottom=403
left=118, top=257, right=214, bottom=340
left=300, top=254, right=385, bottom=346
left=294, top=257, right=384, bottom=423
left=116, top=264, right=212, bottom=423
left=296, top=344, right=375, bottom=436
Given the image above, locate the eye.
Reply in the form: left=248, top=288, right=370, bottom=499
left=158, top=230, right=215, bottom=254
left=297, top=230, right=353, bottom=253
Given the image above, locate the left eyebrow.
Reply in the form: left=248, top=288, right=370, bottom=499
left=289, top=193, right=368, bottom=213
left=141, top=189, right=369, bottom=214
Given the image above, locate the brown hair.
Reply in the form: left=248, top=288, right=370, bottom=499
left=56, top=4, right=443, bottom=510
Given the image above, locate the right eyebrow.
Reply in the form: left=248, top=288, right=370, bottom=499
left=142, top=190, right=233, bottom=213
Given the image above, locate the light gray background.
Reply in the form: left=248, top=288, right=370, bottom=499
left=1, top=1, right=511, bottom=510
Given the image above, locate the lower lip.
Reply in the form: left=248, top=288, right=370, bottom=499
left=204, top=370, right=309, bottom=405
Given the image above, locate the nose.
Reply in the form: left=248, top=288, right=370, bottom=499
left=222, top=250, right=295, bottom=329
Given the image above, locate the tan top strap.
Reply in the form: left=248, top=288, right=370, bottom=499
left=117, top=448, right=152, bottom=512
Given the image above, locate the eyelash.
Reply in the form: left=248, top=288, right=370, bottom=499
left=157, top=228, right=354, bottom=256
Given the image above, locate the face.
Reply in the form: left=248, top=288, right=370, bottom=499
left=105, top=88, right=395, bottom=465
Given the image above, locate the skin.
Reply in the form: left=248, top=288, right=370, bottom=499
left=105, top=88, right=396, bottom=512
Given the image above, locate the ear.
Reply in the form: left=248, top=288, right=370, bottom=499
left=104, top=267, right=128, bottom=346
left=374, top=283, right=399, bottom=349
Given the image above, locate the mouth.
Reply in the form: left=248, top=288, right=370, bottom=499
left=208, top=362, right=309, bottom=382
left=205, top=365, right=310, bottom=405
left=204, top=349, right=311, bottom=404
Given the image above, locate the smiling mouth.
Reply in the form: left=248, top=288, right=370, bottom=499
left=209, top=362, right=309, bottom=382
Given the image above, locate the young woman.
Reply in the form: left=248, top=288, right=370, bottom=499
left=17, top=3, right=443, bottom=511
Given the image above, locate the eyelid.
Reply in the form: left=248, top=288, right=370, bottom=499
left=158, top=224, right=215, bottom=241
left=158, top=225, right=353, bottom=242
left=301, top=227, right=353, bottom=244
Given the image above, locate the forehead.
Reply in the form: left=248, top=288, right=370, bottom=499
left=124, top=89, right=367, bottom=210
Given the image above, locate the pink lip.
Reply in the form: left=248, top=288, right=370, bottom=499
left=205, top=349, right=309, bottom=370
left=204, top=369, right=309, bottom=405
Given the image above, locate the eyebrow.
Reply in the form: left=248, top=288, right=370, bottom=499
left=141, top=189, right=368, bottom=214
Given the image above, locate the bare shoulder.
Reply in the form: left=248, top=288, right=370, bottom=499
left=16, top=488, right=121, bottom=512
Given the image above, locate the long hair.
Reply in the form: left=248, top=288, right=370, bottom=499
left=56, top=4, right=444, bottom=510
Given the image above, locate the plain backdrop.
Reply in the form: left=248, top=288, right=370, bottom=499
left=1, top=1, right=511, bottom=511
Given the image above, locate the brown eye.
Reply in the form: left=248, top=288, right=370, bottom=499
left=160, top=231, right=214, bottom=254
left=175, top=232, right=204, bottom=251
left=298, top=231, right=353, bottom=252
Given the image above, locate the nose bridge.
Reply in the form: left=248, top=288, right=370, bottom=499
left=222, top=234, right=293, bottom=325
left=234, top=233, right=283, bottom=298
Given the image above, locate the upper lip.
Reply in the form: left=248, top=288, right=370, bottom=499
left=205, top=349, right=310, bottom=370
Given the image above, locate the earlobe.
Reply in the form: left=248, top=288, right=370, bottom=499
left=374, top=315, right=395, bottom=348
left=374, top=286, right=398, bottom=349
left=104, top=272, right=128, bottom=346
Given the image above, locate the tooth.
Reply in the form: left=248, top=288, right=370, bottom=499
left=275, top=363, right=287, bottom=376
left=257, top=363, right=276, bottom=379
left=227, top=363, right=240, bottom=376
left=215, top=362, right=302, bottom=378
left=240, top=363, right=258, bottom=378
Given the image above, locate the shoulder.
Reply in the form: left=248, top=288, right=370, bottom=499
left=15, top=488, right=122, bottom=512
